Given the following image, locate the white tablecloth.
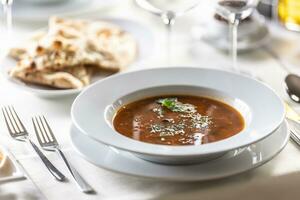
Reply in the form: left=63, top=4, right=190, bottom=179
left=1, top=1, right=300, bottom=199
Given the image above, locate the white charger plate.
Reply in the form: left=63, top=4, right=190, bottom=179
left=1, top=18, right=155, bottom=98
left=70, top=121, right=289, bottom=181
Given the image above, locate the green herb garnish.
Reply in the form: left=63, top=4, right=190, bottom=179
left=157, top=97, right=197, bottom=113
left=157, top=98, right=177, bottom=110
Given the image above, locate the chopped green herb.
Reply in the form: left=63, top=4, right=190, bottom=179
left=157, top=98, right=177, bottom=110
left=157, top=97, right=197, bottom=113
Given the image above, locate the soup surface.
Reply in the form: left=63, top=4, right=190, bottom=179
left=113, top=95, right=244, bottom=145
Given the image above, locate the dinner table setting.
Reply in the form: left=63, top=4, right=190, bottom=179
left=1, top=0, right=300, bottom=199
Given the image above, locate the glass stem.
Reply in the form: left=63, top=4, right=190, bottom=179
left=2, top=0, right=13, bottom=32
left=230, top=18, right=239, bottom=72
left=162, top=11, right=175, bottom=65
left=1, top=0, right=13, bottom=63
left=165, top=22, right=172, bottom=64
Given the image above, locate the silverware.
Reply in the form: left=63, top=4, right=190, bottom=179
left=263, top=46, right=300, bottom=103
left=32, top=115, right=94, bottom=193
left=285, top=74, right=300, bottom=103
left=284, top=103, right=300, bottom=145
left=1, top=106, right=65, bottom=181
left=287, top=118, right=300, bottom=146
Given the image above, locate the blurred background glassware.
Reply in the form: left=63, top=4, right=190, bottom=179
left=256, top=0, right=274, bottom=18
left=4, top=0, right=121, bottom=22
left=1, top=0, right=12, bottom=30
left=215, top=0, right=259, bottom=72
left=193, top=12, right=269, bottom=52
left=1, top=0, right=13, bottom=61
left=135, top=0, right=200, bottom=63
left=17, top=0, right=68, bottom=4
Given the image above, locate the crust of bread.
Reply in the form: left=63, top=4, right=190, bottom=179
left=10, top=65, right=91, bottom=89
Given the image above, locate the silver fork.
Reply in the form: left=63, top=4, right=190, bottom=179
left=1, top=106, right=65, bottom=181
left=32, top=115, right=94, bottom=193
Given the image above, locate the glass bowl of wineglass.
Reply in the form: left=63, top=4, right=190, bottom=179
left=215, top=0, right=259, bottom=72
left=135, top=0, right=200, bottom=63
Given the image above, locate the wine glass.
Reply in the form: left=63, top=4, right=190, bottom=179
left=1, top=0, right=13, bottom=61
left=2, top=0, right=13, bottom=31
left=135, top=0, right=200, bottom=63
left=215, top=0, right=259, bottom=72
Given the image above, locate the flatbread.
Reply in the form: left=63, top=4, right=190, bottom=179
left=49, top=17, right=137, bottom=71
left=10, top=64, right=92, bottom=89
left=8, top=16, right=138, bottom=89
left=87, top=21, right=138, bottom=71
left=10, top=17, right=137, bottom=72
left=9, top=31, right=47, bottom=60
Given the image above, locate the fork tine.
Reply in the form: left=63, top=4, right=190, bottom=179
left=2, top=107, right=16, bottom=134
left=10, top=106, right=26, bottom=132
left=35, top=116, right=50, bottom=143
left=11, top=107, right=26, bottom=133
left=6, top=106, right=20, bottom=134
left=37, top=116, right=52, bottom=143
left=5, top=106, right=21, bottom=133
left=32, top=117, right=45, bottom=145
left=6, top=106, right=21, bottom=133
left=41, top=116, right=56, bottom=142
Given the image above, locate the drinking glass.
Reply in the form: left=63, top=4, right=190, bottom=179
left=215, top=0, right=259, bottom=72
left=1, top=0, right=13, bottom=61
left=2, top=0, right=13, bottom=31
left=135, top=0, right=200, bottom=63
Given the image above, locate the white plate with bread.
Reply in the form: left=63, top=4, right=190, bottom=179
left=1, top=17, right=155, bottom=98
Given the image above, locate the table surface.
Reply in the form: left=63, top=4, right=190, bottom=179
left=1, top=1, right=300, bottom=200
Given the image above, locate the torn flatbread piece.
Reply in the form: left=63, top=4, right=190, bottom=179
left=10, top=64, right=91, bottom=89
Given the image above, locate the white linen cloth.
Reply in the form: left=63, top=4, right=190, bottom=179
left=1, top=1, right=300, bottom=199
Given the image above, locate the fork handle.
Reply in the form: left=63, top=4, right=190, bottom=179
left=56, top=148, right=94, bottom=193
left=26, top=139, right=66, bottom=181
